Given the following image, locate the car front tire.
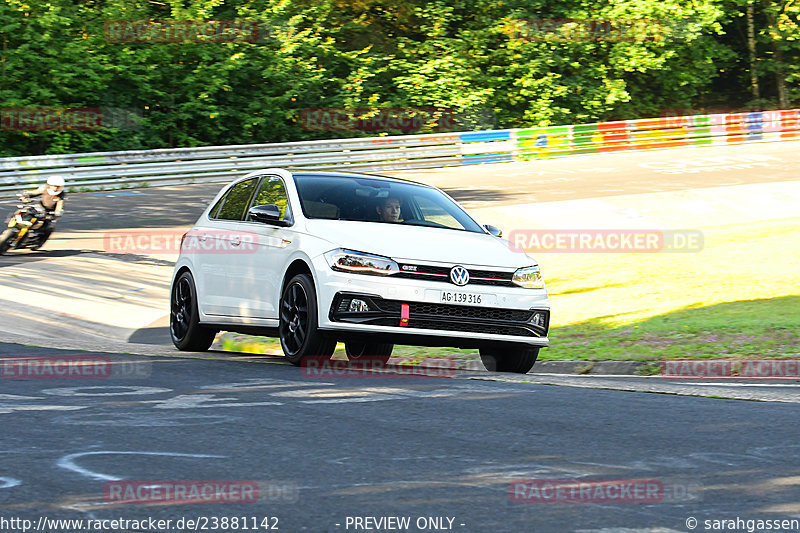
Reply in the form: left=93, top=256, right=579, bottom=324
left=170, top=271, right=217, bottom=351
left=279, top=273, right=336, bottom=365
left=479, top=346, right=539, bottom=374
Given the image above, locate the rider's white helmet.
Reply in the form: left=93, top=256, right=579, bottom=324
left=47, top=175, right=65, bottom=188
left=46, top=175, right=65, bottom=195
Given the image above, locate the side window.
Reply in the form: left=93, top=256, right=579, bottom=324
left=209, top=196, right=225, bottom=219
left=249, top=176, right=291, bottom=221
left=216, top=178, right=257, bottom=221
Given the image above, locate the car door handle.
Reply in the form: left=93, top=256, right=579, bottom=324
left=230, top=236, right=241, bottom=246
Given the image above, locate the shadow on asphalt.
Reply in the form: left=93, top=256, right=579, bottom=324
left=128, top=326, right=171, bottom=345
left=0, top=248, right=90, bottom=267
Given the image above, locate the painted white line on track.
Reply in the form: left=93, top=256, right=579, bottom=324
left=0, top=476, right=22, bottom=489
left=57, top=451, right=226, bottom=482
left=301, top=395, right=408, bottom=404
left=145, top=394, right=283, bottom=409
left=42, top=386, right=171, bottom=397
left=0, top=404, right=87, bottom=415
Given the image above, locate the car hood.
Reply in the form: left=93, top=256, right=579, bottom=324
left=304, top=219, right=534, bottom=268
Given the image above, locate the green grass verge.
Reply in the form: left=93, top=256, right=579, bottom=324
left=537, top=218, right=800, bottom=361
left=544, top=296, right=800, bottom=361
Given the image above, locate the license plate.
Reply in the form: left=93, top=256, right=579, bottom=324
left=426, top=289, right=496, bottom=306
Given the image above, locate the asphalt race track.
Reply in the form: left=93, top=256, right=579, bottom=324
left=1, top=140, right=800, bottom=532
left=2, top=343, right=800, bottom=533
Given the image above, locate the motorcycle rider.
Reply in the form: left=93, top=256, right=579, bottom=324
left=20, top=175, right=66, bottom=243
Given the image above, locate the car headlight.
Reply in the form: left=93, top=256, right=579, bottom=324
left=324, top=248, right=399, bottom=276
left=512, top=265, right=545, bottom=289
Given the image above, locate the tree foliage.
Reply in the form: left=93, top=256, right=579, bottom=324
left=0, top=0, right=794, bottom=155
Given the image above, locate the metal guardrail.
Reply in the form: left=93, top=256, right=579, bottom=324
left=1, top=109, right=798, bottom=195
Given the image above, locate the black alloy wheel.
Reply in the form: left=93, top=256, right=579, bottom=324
left=279, top=273, right=336, bottom=365
left=170, top=271, right=217, bottom=351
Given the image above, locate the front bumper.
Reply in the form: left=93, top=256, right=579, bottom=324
left=314, top=256, right=550, bottom=348
left=331, top=292, right=549, bottom=337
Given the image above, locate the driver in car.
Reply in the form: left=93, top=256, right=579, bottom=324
left=376, top=196, right=402, bottom=223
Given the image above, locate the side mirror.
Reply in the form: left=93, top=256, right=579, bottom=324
left=484, top=224, right=502, bottom=238
left=249, top=204, right=288, bottom=226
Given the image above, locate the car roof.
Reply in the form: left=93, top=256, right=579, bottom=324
left=229, top=168, right=437, bottom=192
left=289, top=170, right=435, bottom=189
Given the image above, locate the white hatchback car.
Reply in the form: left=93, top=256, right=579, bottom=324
left=170, top=169, right=550, bottom=373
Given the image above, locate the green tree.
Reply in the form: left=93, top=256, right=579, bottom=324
left=0, top=0, right=794, bottom=156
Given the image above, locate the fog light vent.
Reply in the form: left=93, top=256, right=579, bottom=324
left=349, top=299, right=371, bottom=313
left=337, top=298, right=352, bottom=313
left=531, top=312, right=546, bottom=328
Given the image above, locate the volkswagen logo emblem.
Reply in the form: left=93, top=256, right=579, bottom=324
left=449, top=265, right=470, bottom=286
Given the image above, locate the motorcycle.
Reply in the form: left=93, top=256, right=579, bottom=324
left=0, top=194, right=55, bottom=255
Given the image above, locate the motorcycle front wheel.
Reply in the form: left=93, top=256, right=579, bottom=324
left=0, top=227, right=19, bottom=255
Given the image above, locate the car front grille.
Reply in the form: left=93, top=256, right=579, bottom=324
left=401, top=320, right=535, bottom=337
left=377, top=300, right=534, bottom=322
left=395, top=263, right=516, bottom=287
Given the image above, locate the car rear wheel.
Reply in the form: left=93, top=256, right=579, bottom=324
left=170, top=271, right=217, bottom=351
left=345, top=342, right=394, bottom=364
left=479, top=346, right=539, bottom=374
left=279, top=273, right=336, bottom=365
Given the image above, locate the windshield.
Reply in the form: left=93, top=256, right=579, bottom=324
left=293, top=174, right=484, bottom=233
